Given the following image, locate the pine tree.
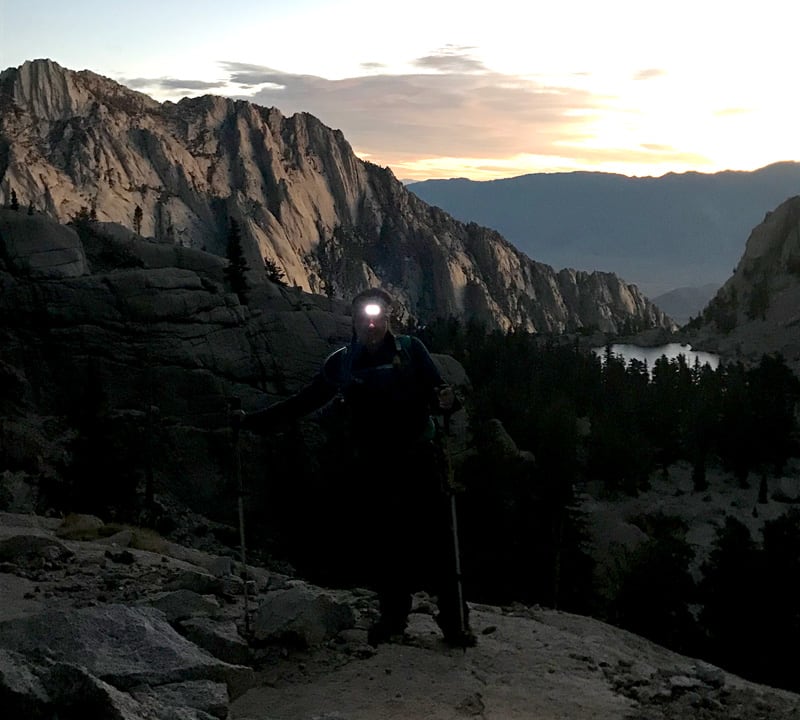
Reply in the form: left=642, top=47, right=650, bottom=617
left=264, top=256, right=286, bottom=285
left=10, top=189, right=19, bottom=211
left=133, top=205, right=143, bottom=235
left=225, top=219, right=249, bottom=303
left=70, top=206, right=93, bottom=230
left=698, top=516, right=762, bottom=677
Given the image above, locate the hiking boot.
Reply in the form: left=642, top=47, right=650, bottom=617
left=367, top=620, right=407, bottom=647
left=435, top=612, right=477, bottom=648
left=442, top=627, right=477, bottom=649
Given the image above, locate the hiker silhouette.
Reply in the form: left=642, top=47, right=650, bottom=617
left=237, top=288, right=475, bottom=647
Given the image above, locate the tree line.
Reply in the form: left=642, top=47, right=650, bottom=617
left=425, top=319, right=800, bottom=491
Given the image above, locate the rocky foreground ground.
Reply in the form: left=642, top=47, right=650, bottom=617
left=1, top=509, right=799, bottom=720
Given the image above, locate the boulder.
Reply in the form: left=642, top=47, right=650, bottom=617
left=0, top=604, right=252, bottom=695
left=55, top=512, right=105, bottom=540
left=252, top=584, right=356, bottom=647
left=164, top=569, right=221, bottom=595
left=96, top=528, right=135, bottom=547
left=178, top=618, right=251, bottom=666
left=0, top=648, right=49, bottom=719
left=130, top=679, right=229, bottom=720
left=44, top=663, right=149, bottom=720
left=0, top=209, right=87, bottom=278
left=144, top=589, right=221, bottom=623
left=483, top=419, right=525, bottom=461
left=0, top=533, right=73, bottom=567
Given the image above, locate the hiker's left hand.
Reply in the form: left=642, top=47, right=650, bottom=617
left=437, top=385, right=455, bottom=411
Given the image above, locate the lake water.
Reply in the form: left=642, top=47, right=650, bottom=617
left=593, top=343, right=720, bottom=371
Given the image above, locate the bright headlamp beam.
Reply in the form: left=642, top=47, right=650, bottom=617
left=363, top=303, right=383, bottom=317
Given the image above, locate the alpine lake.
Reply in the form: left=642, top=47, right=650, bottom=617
left=592, top=342, right=721, bottom=372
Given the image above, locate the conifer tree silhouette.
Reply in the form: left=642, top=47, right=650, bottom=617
left=225, top=218, right=249, bottom=303
left=264, top=256, right=286, bottom=285
left=133, top=205, right=143, bottom=234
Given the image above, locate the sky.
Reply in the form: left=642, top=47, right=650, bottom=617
left=2, top=0, right=799, bottom=182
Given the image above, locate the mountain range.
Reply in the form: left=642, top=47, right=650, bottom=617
left=650, top=283, right=721, bottom=326
left=408, top=163, right=800, bottom=302
left=0, top=59, right=672, bottom=335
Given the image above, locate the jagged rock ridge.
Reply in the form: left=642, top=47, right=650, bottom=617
left=0, top=58, right=673, bottom=334
left=682, top=195, right=800, bottom=371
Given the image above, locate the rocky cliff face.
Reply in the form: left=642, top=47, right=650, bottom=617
left=0, top=59, right=673, bottom=334
left=682, top=195, right=800, bottom=371
left=0, top=207, right=463, bottom=521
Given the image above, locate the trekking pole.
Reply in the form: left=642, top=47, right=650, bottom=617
left=443, top=413, right=467, bottom=640
left=229, top=397, right=250, bottom=634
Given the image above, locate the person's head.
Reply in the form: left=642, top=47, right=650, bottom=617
left=351, top=288, right=393, bottom=352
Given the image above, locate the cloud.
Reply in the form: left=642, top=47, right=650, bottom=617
left=634, top=68, right=667, bottom=81
left=412, top=45, right=487, bottom=73
left=221, top=62, right=602, bottom=164
left=124, top=54, right=712, bottom=180
left=126, top=77, right=227, bottom=92
left=641, top=143, right=679, bottom=153
left=217, top=61, right=291, bottom=89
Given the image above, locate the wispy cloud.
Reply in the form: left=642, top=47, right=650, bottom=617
left=634, top=68, right=667, bottom=81
left=412, top=45, right=487, bottom=73
left=217, top=61, right=601, bottom=164
left=641, top=143, right=679, bottom=153
left=121, top=49, right=710, bottom=180
left=126, top=77, right=227, bottom=92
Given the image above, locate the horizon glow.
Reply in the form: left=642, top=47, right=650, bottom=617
left=1, top=0, right=798, bottom=182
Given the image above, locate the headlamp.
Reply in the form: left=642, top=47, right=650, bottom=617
left=362, top=303, right=383, bottom=318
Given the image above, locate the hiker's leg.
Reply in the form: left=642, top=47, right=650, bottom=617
left=367, top=458, right=415, bottom=644
left=368, top=539, right=414, bottom=645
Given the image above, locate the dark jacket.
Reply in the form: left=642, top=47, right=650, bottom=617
left=243, top=332, right=453, bottom=445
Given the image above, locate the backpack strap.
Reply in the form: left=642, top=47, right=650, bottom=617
left=324, top=336, right=403, bottom=393
left=395, top=335, right=437, bottom=441
left=393, top=334, right=412, bottom=369
left=321, top=345, right=351, bottom=393
left=329, top=334, right=415, bottom=390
